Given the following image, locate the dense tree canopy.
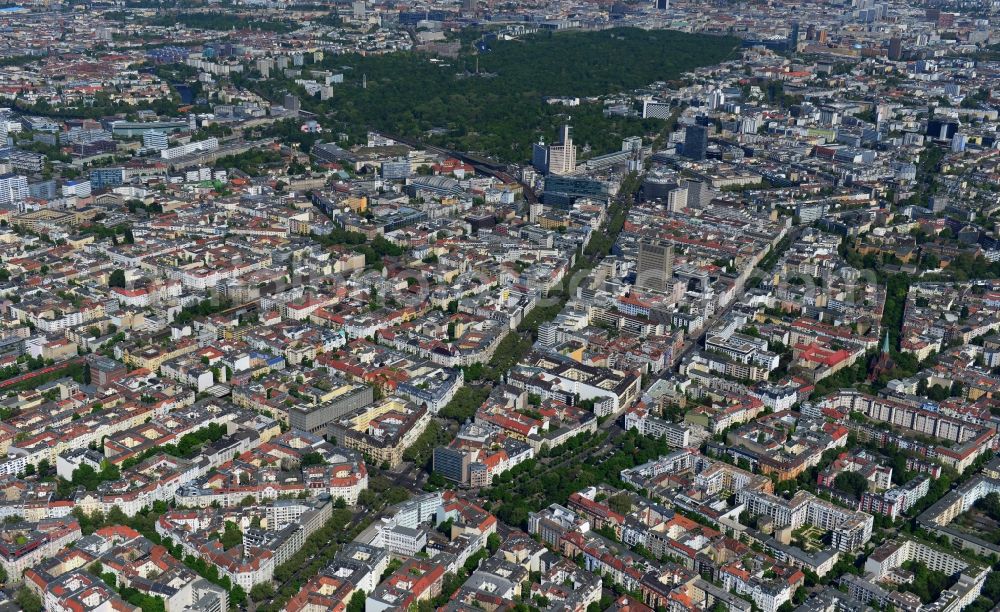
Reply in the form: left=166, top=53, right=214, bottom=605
left=833, top=471, right=869, bottom=499
left=245, top=28, right=738, bottom=162
left=148, top=13, right=295, bottom=32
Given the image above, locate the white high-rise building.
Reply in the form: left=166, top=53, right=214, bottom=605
left=143, top=130, right=169, bottom=151
left=529, top=200, right=543, bottom=223
left=740, top=114, right=762, bottom=134
left=61, top=180, right=92, bottom=199
left=952, top=133, right=968, bottom=153
left=666, top=186, right=688, bottom=212
left=708, top=89, right=726, bottom=110
left=0, top=173, right=28, bottom=207
left=548, top=124, right=577, bottom=175
left=256, top=57, right=274, bottom=78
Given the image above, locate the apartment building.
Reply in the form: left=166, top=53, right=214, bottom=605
left=328, top=397, right=430, bottom=468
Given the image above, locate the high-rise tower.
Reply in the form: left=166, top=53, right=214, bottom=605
left=548, top=124, right=577, bottom=175
left=636, top=239, right=674, bottom=292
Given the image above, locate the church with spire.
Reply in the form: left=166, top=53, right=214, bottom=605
left=868, top=332, right=895, bottom=382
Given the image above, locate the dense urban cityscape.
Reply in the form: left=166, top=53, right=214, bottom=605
left=1, top=0, right=1000, bottom=611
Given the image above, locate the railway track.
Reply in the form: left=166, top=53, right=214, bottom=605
left=383, top=133, right=539, bottom=204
